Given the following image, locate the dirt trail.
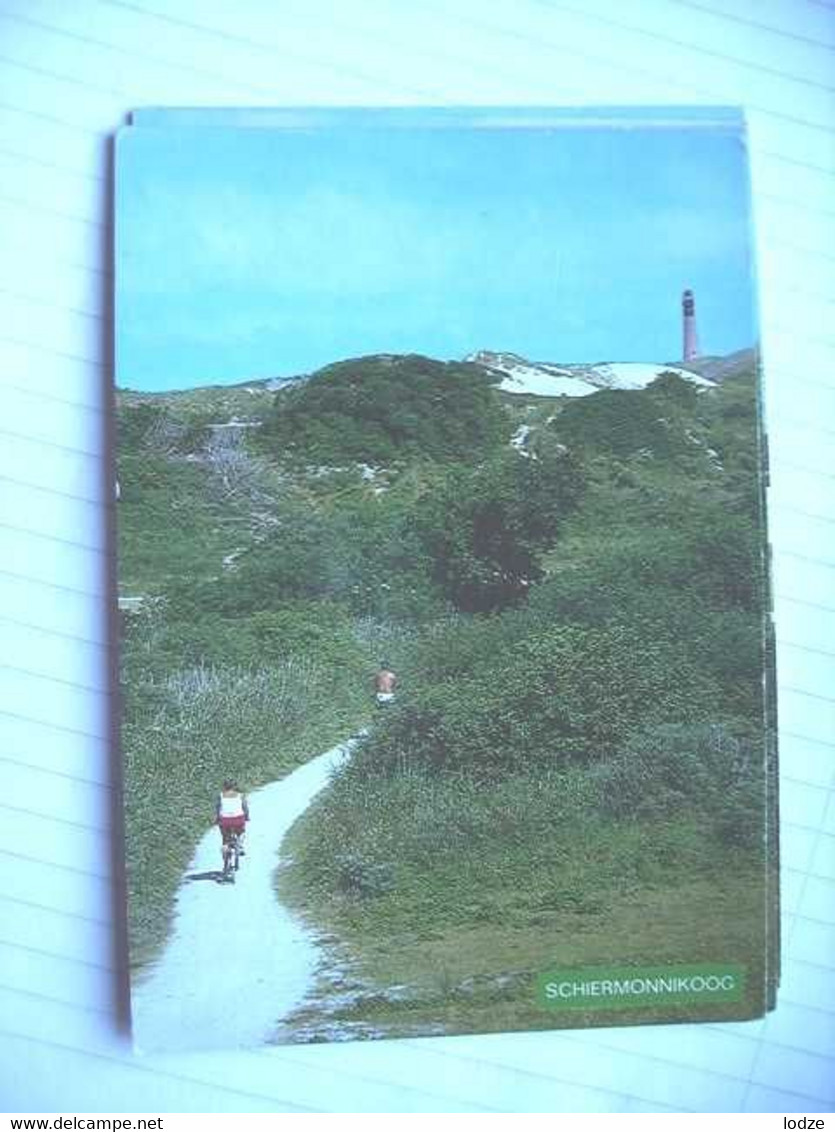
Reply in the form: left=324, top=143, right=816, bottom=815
left=132, top=738, right=355, bottom=1052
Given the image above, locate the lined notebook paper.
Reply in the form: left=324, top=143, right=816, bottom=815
left=0, top=0, right=833, bottom=1113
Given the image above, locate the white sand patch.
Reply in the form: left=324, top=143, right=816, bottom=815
left=589, top=363, right=714, bottom=390
left=499, top=368, right=597, bottom=397
left=469, top=349, right=714, bottom=397
left=510, top=424, right=531, bottom=450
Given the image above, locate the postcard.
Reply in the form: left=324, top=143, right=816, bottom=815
left=115, top=108, right=777, bottom=1050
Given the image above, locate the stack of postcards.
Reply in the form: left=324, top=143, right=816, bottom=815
left=114, top=107, right=778, bottom=1052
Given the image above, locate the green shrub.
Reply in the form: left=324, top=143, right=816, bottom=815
left=412, top=445, right=585, bottom=612
left=531, top=502, right=765, bottom=619
left=123, top=599, right=364, bottom=674
left=262, top=354, right=505, bottom=465
left=647, top=372, right=701, bottom=408
left=349, top=619, right=723, bottom=779
left=593, top=722, right=767, bottom=849
left=553, top=388, right=686, bottom=460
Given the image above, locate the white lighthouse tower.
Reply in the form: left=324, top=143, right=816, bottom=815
left=682, top=288, right=700, bottom=362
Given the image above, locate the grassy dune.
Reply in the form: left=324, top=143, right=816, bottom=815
left=118, top=356, right=773, bottom=1036
left=277, top=764, right=767, bottom=1040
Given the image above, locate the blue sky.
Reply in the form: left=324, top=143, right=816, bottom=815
left=116, top=119, right=756, bottom=391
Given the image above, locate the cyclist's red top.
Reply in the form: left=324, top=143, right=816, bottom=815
left=216, top=790, right=249, bottom=831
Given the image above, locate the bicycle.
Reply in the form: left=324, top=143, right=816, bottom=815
left=221, top=828, right=242, bottom=883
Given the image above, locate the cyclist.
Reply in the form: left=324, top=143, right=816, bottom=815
left=216, top=779, right=249, bottom=865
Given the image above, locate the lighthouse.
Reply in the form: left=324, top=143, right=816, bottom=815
left=682, top=288, right=700, bottom=362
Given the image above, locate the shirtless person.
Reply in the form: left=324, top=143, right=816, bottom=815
left=374, top=663, right=397, bottom=708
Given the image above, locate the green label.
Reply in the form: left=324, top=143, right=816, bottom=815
left=536, top=964, right=745, bottom=1011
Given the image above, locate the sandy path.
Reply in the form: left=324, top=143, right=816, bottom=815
left=132, top=737, right=356, bottom=1052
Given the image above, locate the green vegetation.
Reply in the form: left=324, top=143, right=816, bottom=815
left=118, top=352, right=772, bottom=1033
left=412, top=436, right=584, bottom=612
left=260, top=354, right=505, bottom=464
